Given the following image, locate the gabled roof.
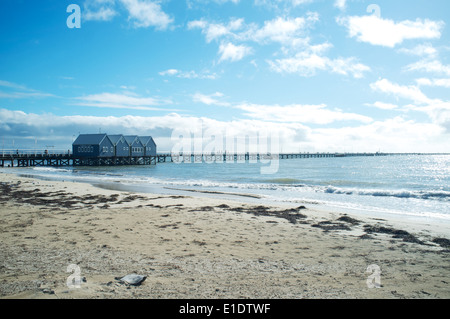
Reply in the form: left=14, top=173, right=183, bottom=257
left=139, top=136, right=155, bottom=146
left=107, top=134, right=125, bottom=145
left=123, top=135, right=140, bottom=145
left=73, top=134, right=108, bottom=145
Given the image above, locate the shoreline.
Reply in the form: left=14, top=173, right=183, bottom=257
left=6, top=167, right=450, bottom=238
left=0, top=171, right=449, bottom=299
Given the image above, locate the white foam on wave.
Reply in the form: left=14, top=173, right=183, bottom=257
left=324, top=185, right=450, bottom=201
left=33, top=167, right=72, bottom=173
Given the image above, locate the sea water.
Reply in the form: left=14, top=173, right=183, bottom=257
left=4, top=155, right=450, bottom=222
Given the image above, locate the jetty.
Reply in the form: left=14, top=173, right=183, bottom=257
left=1, top=150, right=447, bottom=168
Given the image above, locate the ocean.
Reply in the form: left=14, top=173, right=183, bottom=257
left=4, top=154, right=450, bottom=222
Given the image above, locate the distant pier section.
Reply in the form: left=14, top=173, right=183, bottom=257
left=1, top=150, right=447, bottom=168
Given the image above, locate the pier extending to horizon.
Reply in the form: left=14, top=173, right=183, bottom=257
left=1, top=150, right=448, bottom=168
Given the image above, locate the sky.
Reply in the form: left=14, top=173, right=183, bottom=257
left=0, top=0, right=449, bottom=153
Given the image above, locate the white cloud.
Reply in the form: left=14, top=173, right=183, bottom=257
left=0, top=80, right=29, bottom=91
left=189, top=15, right=370, bottom=77
left=327, top=57, right=371, bottom=78
left=218, top=42, right=253, bottom=62
left=404, top=59, right=450, bottom=76
left=334, top=0, right=347, bottom=11
left=0, top=91, right=54, bottom=99
left=159, top=69, right=179, bottom=76
left=0, top=80, right=55, bottom=99
left=0, top=108, right=300, bottom=152
left=416, top=78, right=450, bottom=88
left=253, top=0, right=314, bottom=10
left=247, top=16, right=313, bottom=44
left=370, top=78, right=450, bottom=132
left=406, top=100, right=450, bottom=133
left=365, top=102, right=399, bottom=110
left=119, top=0, right=173, bottom=29
left=192, top=92, right=229, bottom=106
left=82, top=0, right=173, bottom=28
left=310, top=117, right=448, bottom=153
left=83, top=0, right=117, bottom=21
left=188, top=15, right=318, bottom=46
left=188, top=18, right=244, bottom=43
left=2, top=109, right=447, bottom=153
left=159, top=69, right=218, bottom=80
left=84, top=7, right=117, bottom=21
left=423, top=100, right=450, bottom=126
left=235, top=103, right=373, bottom=124
left=186, top=0, right=241, bottom=10
left=191, top=94, right=373, bottom=124
left=216, top=0, right=240, bottom=3
left=337, top=15, right=444, bottom=48
left=290, top=0, right=313, bottom=5
left=75, top=92, right=175, bottom=111
left=188, top=14, right=338, bottom=68
left=268, top=52, right=370, bottom=78
left=268, top=52, right=325, bottom=76
left=370, top=79, right=431, bottom=104
left=398, top=43, right=438, bottom=58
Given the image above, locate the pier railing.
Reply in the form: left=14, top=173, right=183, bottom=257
left=1, top=149, right=70, bottom=156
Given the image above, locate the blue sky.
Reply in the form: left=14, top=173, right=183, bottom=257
left=1, top=0, right=449, bottom=152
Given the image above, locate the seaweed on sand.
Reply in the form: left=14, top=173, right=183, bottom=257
left=363, top=225, right=426, bottom=245
left=227, top=205, right=308, bottom=224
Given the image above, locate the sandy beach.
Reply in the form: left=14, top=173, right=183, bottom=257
left=0, top=171, right=449, bottom=299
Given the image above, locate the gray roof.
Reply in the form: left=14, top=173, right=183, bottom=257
left=73, top=134, right=108, bottom=145
left=123, top=135, right=139, bottom=145
left=73, top=134, right=155, bottom=147
left=139, top=136, right=155, bottom=146
left=107, top=134, right=125, bottom=145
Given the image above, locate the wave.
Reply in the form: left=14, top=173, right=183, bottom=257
left=27, top=166, right=449, bottom=202
left=132, top=178, right=450, bottom=202
left=150, top=179, right=450, bottom=202
left=262, top=178, right=305, bottom=185
left=33, top=167, right=72, bottom=173
left=324, top=185, right=450, bottom=201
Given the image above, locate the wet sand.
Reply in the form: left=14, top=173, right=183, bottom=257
left=0, top=172, right=449, bottom=299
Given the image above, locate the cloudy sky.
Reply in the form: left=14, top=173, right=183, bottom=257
left=1, top=0, right=449, bottom=153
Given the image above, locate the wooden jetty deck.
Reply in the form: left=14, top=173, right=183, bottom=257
left=1, top=151, right=447, bottom=168
left=0, top=153, right=157, bottom=168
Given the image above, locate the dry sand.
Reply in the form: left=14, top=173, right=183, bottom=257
left=0, top=171, right=449, bottom=299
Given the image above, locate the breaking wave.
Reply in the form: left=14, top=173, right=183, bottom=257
left=324, top=185, right=450, bottom=201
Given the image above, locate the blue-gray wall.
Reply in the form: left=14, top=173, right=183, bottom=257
left=144, top=139, right=157, bottom=156
left=130, top=139, right=145, bottom=157
left=73, top=138, right=114, bottom=158
left=114, top=138, right=130, bottom=157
